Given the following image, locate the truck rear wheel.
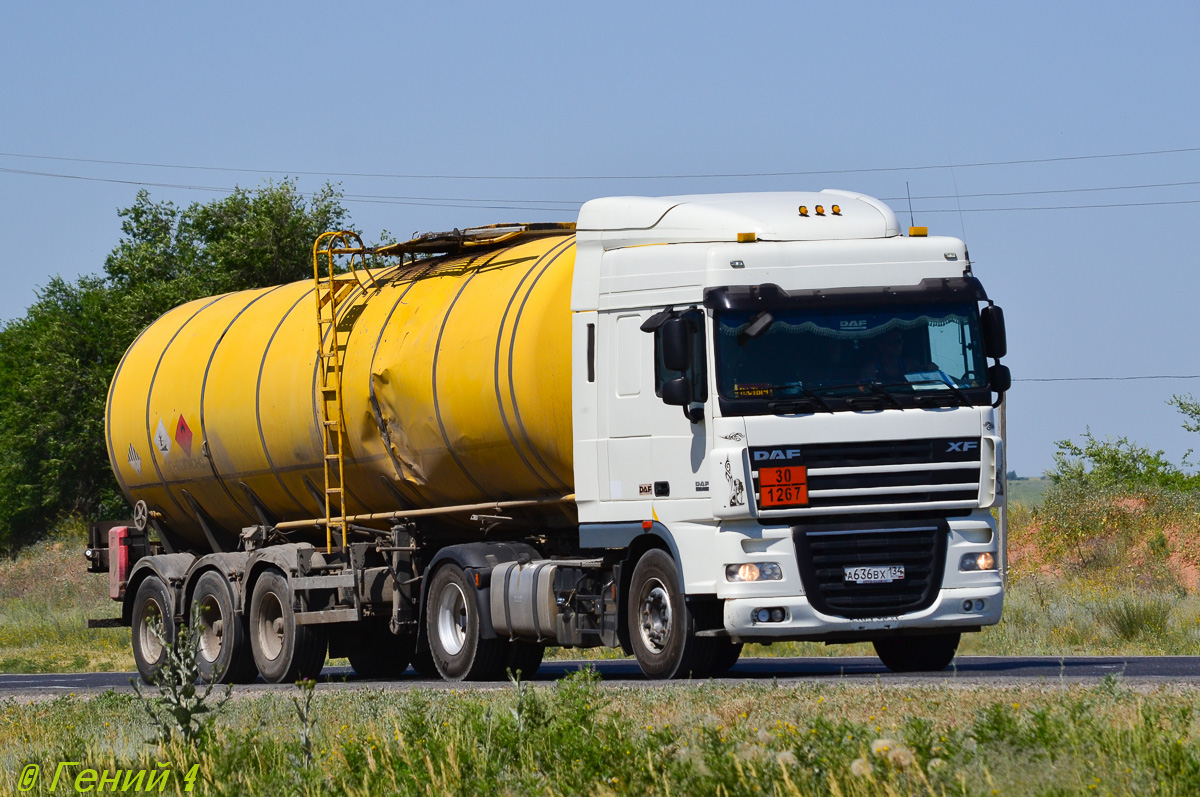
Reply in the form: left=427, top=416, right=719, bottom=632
left=425, top=564, right=505, bottom=681
left=132, top=576, right=175, bottom=685
left=627, top=549, right=713, bottom=679
left=249, top=570, right=327, bottom=683
left=873, top=632, right=960, bottom=672
left=192, top=571, right=257, bottom=684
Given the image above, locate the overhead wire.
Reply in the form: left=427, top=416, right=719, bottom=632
left=2, top=144, right=1200, bottom=181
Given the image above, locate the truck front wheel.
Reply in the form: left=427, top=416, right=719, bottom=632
left=425, top=564, right=505, bottom=681
left=131, top=576, right=175, bottom=685
left=192, top=571, right=257, bottom=684
left=873, top=632, right=960, bottom=672
left=627, top=549, right=713, bottom=679
left=249, top=570, right=327, bottom=683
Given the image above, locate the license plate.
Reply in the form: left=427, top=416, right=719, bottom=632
left=843, top=565, right=905, bottom=584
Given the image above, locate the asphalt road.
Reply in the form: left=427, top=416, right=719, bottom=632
left=1, top=656, right=1198, bottom=697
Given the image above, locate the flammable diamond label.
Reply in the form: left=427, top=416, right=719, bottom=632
left=175, top=414, right=193, bottom=458
left=154, top=418, right=172, bottom=461
left=127, top=444, right=142, bottom=475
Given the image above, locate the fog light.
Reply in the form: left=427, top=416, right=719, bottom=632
left=962, top=599, right=974, bottom=612
left=960, top=552, right=998, bottom=572
left=726, top=562, right=783, bottom=582
left=976, top=599, right=986, bottom=611
left=753, top=607, right=786, bottom=623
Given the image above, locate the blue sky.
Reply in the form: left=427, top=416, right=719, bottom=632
left=3, top=2, right=1199, bottom=477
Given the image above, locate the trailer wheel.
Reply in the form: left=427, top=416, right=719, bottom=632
left=627, top=549, right=713, bottom=679
left=873, top=632, right=960, bottom=673
left=191, top=571, right=257, bottom=684
left=346, top=622, right=413, bottom=679
left=249, top=570, right=327, bottom=683
left=132, top=576, right=175, bottom=685
left=505, top=641, right=545, bottom=680
left=425, top=564, right=505, bottom=681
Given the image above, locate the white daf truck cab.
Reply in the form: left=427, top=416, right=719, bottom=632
left=567, top=190, right=1008, bottom=675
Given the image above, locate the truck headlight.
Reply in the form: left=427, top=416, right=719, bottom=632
left=960, top=552, right=997, bottom=571
left=726, top=562, right=783, bottom=582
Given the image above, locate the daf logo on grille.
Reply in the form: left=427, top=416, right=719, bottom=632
left=753, top=448, right=803, bottom=461
left=947, top=441, right=978, bottom=452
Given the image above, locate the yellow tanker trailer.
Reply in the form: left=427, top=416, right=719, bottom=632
left=89, top=191, right=1011, bottom=685
left=106, top=227, right=577, bottom=552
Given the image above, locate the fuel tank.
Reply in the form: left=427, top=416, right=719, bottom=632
left=105, top=234, right=576, bottom=551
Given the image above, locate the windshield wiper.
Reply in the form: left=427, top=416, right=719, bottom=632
left=769, top=386, right=834, bottom=414
left=885, top=378, right=972, bottom=407
left=863, top=382, right=905, bottom=410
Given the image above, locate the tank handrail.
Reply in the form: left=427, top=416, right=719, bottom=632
left=272, top=494, right=575, bottom=531
left=313, top=230, right=378, bottom=293
left=373, top=222, right=576, bottom=258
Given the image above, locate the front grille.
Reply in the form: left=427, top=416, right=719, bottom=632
left=794, top=518, right=948, bottom=619
left=751, top=437, right=983, bottom=513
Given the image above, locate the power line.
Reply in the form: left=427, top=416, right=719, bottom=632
left=2, top=144, right=1199, bottom=181
left=1017, top=375, right=1200, bottom=383
left=882, top=179, right=1200, bottom=202
left=7, top=162, right=1200, bottom=213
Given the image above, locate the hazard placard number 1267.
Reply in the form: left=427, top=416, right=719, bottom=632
left=757, top=466, right=808, bottom=508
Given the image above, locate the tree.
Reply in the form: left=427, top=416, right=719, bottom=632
left=0, top=181, right=348, bottom=550
left=1169, top=393, right=1200, bottom=435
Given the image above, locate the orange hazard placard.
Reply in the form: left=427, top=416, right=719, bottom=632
left=758, top=465, right=808, bottom=508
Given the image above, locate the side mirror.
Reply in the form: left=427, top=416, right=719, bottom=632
left=988, top=363, right=1011, bottom=394
left=981, top=305, right=1007, bottom=359
left=661, top=377, right=691, bottom=407
left=661, top=317, right=691, bottom=372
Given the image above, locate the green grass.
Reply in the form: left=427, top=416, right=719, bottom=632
left=1007, top=477, right=1051, bottom=507
left=0, top=672, right=1198, bottom=795
left=0, top=534, right=130, bottom=673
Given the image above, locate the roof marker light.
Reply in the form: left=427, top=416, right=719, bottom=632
left=909, top=226, right=928, bottom=237
left=831, top=205, right=841, bottom=215
left=815, top=205, right=825, bottom=216
left=798, top=206, right=808, bottom=217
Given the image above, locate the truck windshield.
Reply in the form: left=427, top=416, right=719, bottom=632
left=714, top=301, right=991, bottom=413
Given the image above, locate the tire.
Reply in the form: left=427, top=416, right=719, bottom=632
left=425, top=564, right=506, bottom=681
left=409, top=642, right=440, bottom=678
left=191, top=571, right=257, bottom=684
left=707, top=640, right=744, bottom=676
left=873, top=633, right=960, bottom=673
left=249, top=570, right=327, bottom=683
left=346, top=622, right=414, bottom=679
left=505, top=641, right=545, bottom=680
left=627, top=549, right=713, bottom=679
left=132, top=576, right=175, bottom=685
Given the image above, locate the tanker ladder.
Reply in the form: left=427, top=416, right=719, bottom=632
left=312, top=231, right=377, bottom=554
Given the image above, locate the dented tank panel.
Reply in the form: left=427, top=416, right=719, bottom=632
left=105, top=235, right=577, bottom=551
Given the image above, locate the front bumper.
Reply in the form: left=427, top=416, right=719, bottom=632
left=724, top=583, right=1003, bottom=641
